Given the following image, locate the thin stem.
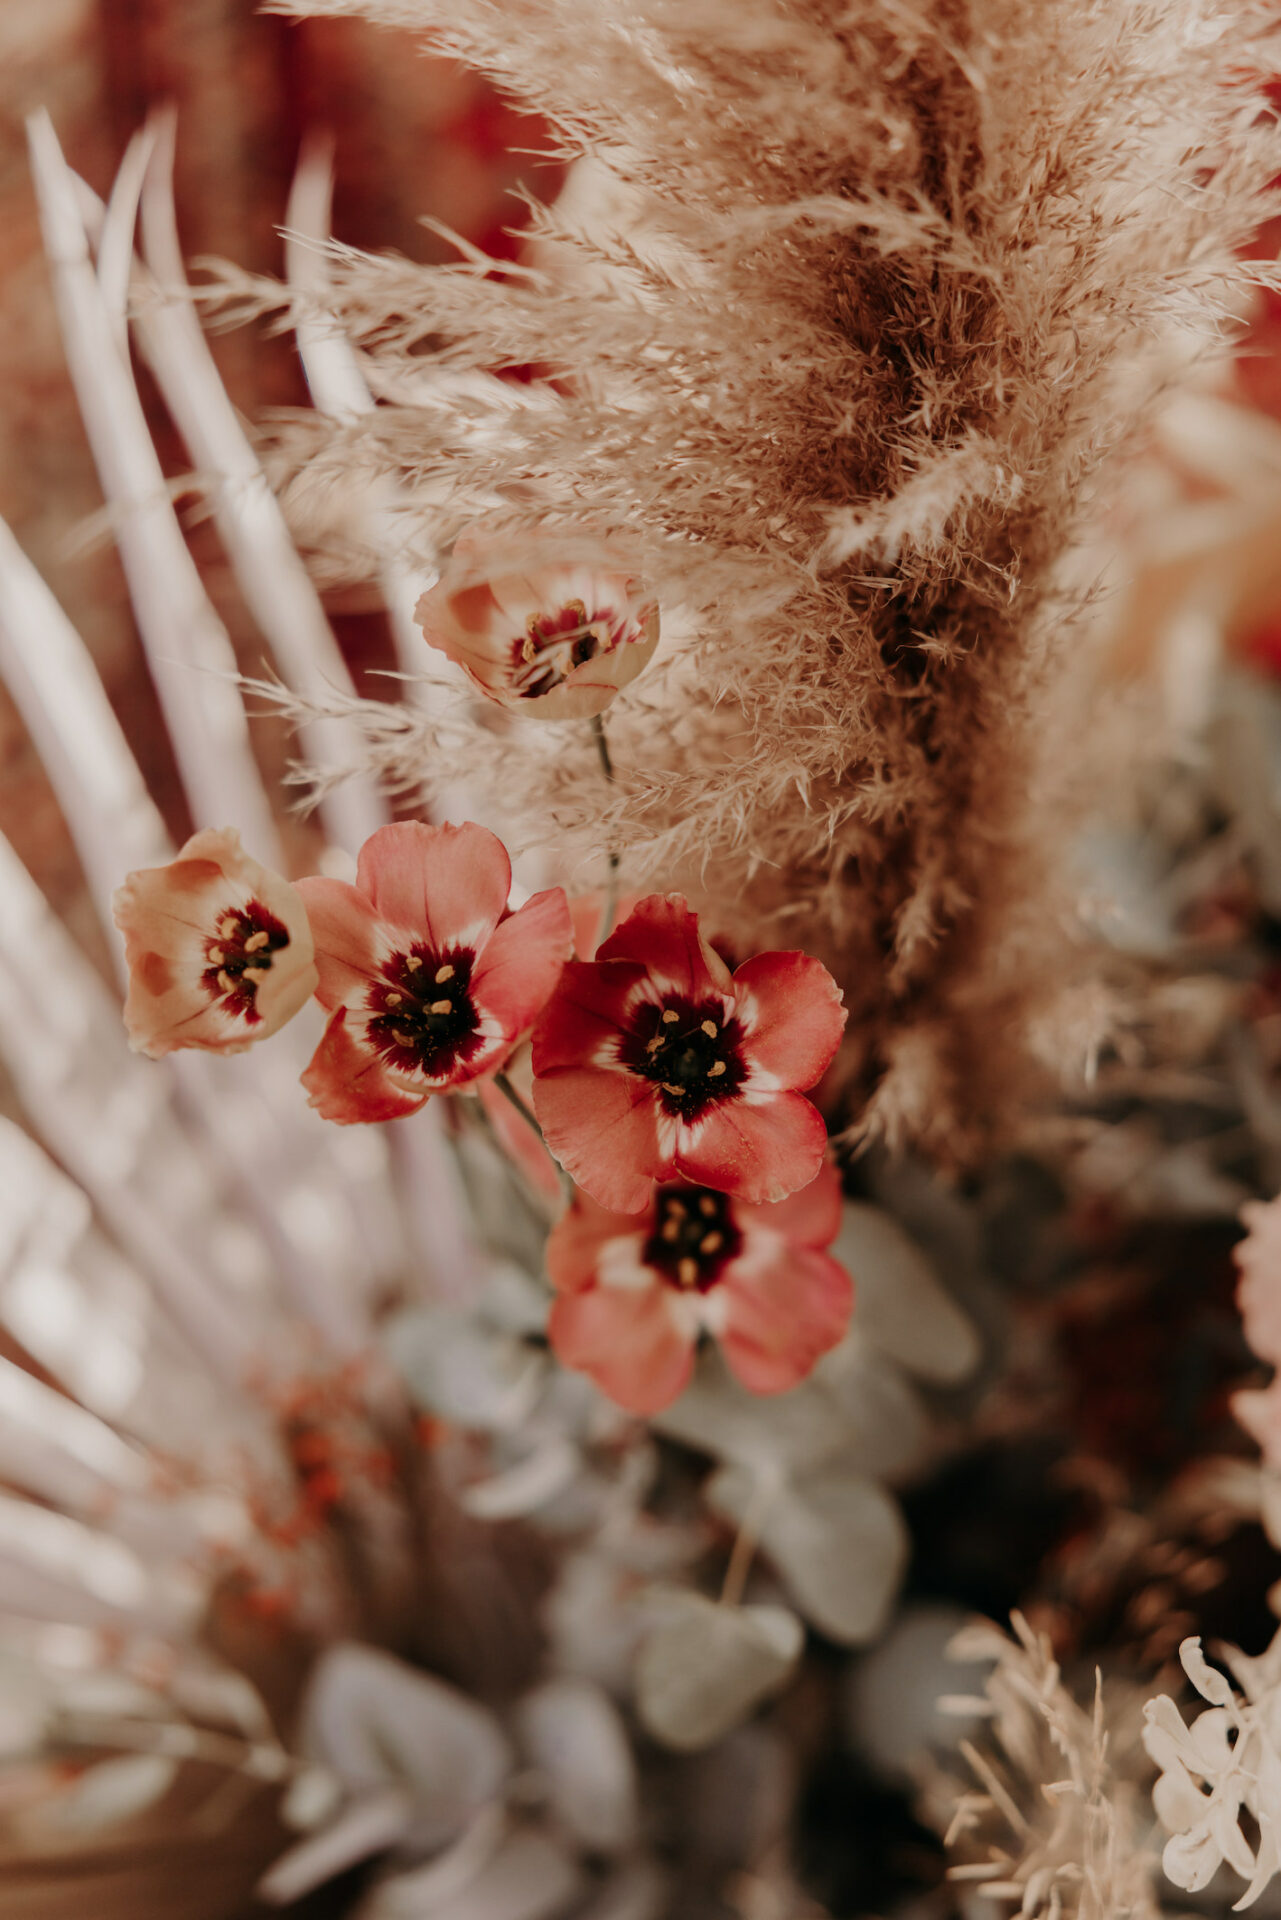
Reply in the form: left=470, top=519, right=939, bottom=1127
left=590, top=713, right=621, bottom=944
left=493, top=1070, right=574, bottom=1205
left=466, top=1090, right=556, bottom=1226
left=719, top=1474, right=777, bottom=1610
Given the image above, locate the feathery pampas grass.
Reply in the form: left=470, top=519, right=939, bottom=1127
left=214, top=0, right=1281, bottom=1161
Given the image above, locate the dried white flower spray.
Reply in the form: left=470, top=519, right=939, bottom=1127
left=228, top=0, right=1281, bottom=1159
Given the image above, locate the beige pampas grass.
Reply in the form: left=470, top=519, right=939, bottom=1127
left=224, top=0, right=1281, bottom=1159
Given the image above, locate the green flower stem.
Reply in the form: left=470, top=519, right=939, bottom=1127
left=591, top=713, right=621, bottom=944
left=493, top=1069, right=574, bottom=1206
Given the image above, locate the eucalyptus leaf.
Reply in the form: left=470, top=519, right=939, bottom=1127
left=828, top=1203, right=981, bottom=1385
left=652, top=1350, right=852, bottom=1475
left=707, top=1465, right=908, bottom=1646
left=515, top=1675, right=639, bottom=1853
left=359, top=1829, right=582, bottom=1920
left=384, top=1305, right=545, bottom=1432
left=633, top=1589, right=803, bottom=1751
left=34, top=1752, right=177, bottom=1836
left=301, top=1644, right=512, bottom=1849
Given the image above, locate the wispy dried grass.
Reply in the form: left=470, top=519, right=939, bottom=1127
left=937, top=1613, right=1159, bottom=1920
left=219, top=0, right=1281, bottom=1159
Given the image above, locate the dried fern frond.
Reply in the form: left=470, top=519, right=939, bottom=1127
left=222, top=0, right=1281, bottom=1158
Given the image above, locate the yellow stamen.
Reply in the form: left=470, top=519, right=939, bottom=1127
left=699, top=1196, right=718, bottom=1217
left=406, top=956, right=423, bottom=972
left=667, top=1200, right=687, bottom=1217
left=385, top=992, right=402, bottom=1008
left=393, top=1030, right=416, bottom=1047
left=661, top=1219, right=681, bottom=1241
left=708, top=1060, right=727, bottom=1077
left=701, top=1019, right=718, bottom=1038
left=429, top=999, right=453, bottom=1015
left=245, top=930, right=270, bottom=953
left=661, top=1009, right=679, bottom=1025
left=677, top=1258, right=699, bottom=1287
left=244, top=967, right=268, bottom=984
left=217, top=970, right=235, bottom=993
left=701, top=1231, right=723, bottom=1254
left=646, top=1037, right=664, bottom=1054
left=661, top=1083, right=683, bottom=1097
left=208, top=946, right=225, bottom=965
left=435, top=964, right=455, bottom=984
left=218, top=913, right=239, bottom=938
left=522, top=635, right=538, bottom=662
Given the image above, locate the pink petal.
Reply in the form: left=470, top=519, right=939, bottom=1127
left=719, top=1243, right=854, bottom=1395
left=302, top=1008, right=427, bottom=1125
left=596, top=895, right=732, bottom=997
left=295, top=876, right=385, bottom=1011
left=735, top=1162, right=843, bottom=1249
left=114, top=830, right=316, bottom=1057
left=675, top=1092, right=829, bottom=1204
left=731, top=952, right=847, bottom=1090
left=548, top=1285, right=694, bottom=1414
left=532, top=1069, right=665, bottom=1214
left=471, top=888, right=572, bottom=1040
left=531, top=959, right=647, bottom=1072
left=545, top=1190, right=644, bottom=1295
left=356, top=822, right=511, bottom=951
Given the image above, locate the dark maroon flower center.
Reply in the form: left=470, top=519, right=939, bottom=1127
left=619, top=994, right=747, bottom=1120
left=513, top=598, right=618, bottom=700
left=203, top=901, right=290, bottom=1024
left=644, top=1187, right=742, bottom=1292
left=366, top=944, right=483, bottom=1080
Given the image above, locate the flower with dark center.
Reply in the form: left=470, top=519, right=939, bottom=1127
left=297, top=821, right=572, bottom=1124
left=546, top=1166, right=853, bottom=1414
left=113, top=828, right=317, bottom=1057
left=414, top=525, right=659, bottom=720
left=531, top=894, right=847, bottom=1214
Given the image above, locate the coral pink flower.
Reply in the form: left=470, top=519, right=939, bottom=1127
left=531, top=895, right=846, bottom=1214
left=297, top=821, right=571, bottom=1124
left=414, top=527, right=659, bottom=720
left=546, top=1164, right=853, bottom=1414
left=1236, top=1193, right=1281, bottom=1365
left=113, top=828, right=317, bottom=1058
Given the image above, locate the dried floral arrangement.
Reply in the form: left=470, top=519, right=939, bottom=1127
left=6, top=2, right=1281, bottom=1918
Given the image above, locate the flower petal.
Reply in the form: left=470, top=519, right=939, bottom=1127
left=548, top=1285, right=694, bottom=1415
left=719, top=1241, right=853, bottom=1396
left=675, top=1092, right=830, bottom=1205
left=735, top=1162, right=844, bottom=1248
left=114, top=829, right=316, bottom=1058
left=356, top=822, right=511, bottom=951
left=531, top=959, right=647, bottom=1071
left=596, top=896, right=732, bottom=998
left=302, top=1008, right=427, bottom=1125
left=471, top=888, right=573, bottom=1040
left=545, top=1191, right=643, bottom=1295
left=295, top=877, right=386, bottom=1011
left=533, top=1069, right=666, bottom=1215
left=731, top=952, right=847, bottom=1090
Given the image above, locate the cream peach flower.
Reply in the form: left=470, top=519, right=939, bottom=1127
left=415, top=527, right=659, bottom=720
left=113, top=829, right=318, bottom=1057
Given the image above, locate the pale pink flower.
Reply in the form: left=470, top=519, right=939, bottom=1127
left=113, top=828, right=318, bottom=1057
left=415, top=527, right=659, bottom=720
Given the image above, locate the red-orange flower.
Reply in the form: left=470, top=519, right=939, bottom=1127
left=113, top=828, right=317, bottom=1057
left=546, top=1165, right=853, bottom=1414
left=415, top=527, right=659, bottom=720
left=297, top=821, right=571, bottom=1124
left=530, top=895, right=846, bottom=1214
